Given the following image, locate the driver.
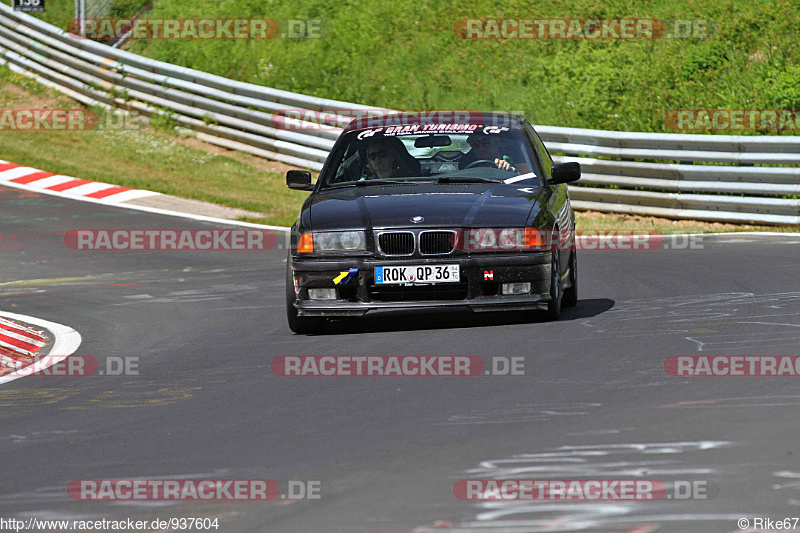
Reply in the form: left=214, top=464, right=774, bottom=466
left=362, top=134, right=420, bottom=180
left=460, top=133, right=518, bottom=171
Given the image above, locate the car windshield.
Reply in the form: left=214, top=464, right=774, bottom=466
left=320, top=124, right=541, bottom=189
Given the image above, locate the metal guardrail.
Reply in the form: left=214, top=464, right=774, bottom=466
left=0, top=5, right=798, bottom=225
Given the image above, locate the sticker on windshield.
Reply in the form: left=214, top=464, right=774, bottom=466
left=357, top=123, right=479, bottom=139
left=480, top=126, right=510, bottom=135
left=504, top=172, right=538, bottom=183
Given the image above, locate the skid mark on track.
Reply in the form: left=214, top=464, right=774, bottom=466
left=0, top=276, right=99, bottom=288
left=440, top=403, right=602, bottom=426
left=60, top=381, right=202, bottom=410
left=762, top=471, right=800, bottom=514
left=580, top=292, right=800, bottom=353
left=429, top=441, right=731, bottom=532
left=110, top=284, right=259, bottom=306
left=772, top=471, right=800, bottom=491
left=0, top=429, right=79, bottom=445
left=659, top=395, right=800, bottom=409
left=0, top=389, right=74, bottom=409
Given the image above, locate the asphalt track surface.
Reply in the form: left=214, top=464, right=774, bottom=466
left=1, top=184, right=799, bottom=533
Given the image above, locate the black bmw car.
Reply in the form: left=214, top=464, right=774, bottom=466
left=285, top=112, right=580, bottom=333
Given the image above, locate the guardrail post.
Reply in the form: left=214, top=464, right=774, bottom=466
left=74, top=0, right=85, bottom=36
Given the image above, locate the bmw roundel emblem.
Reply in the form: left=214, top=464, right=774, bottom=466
left=411, top=216, right=424, bottom=223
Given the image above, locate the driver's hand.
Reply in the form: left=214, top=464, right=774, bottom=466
left=494, top=158, right=514, bottom=171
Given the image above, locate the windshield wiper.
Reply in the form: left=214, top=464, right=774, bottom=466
left=355, top=179, right=404, bottom=187
left=437, top=176, right=498, bottom=184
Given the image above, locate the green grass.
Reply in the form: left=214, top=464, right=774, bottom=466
left=12, top=0, right=793, bottom=134
left=0, top=67, right=305, bottom=226
left=0, top=128, right=305, bottom=226
left=6, top=0, right=799, bottom=133
left=2, top=1, right=798, bottom=230
left=0, top=0, right=149, bottom=29
left=1, top=64, right=795, bottom=232
left=571, top=211, right=798, bottom=234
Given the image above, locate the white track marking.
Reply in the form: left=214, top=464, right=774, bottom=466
left=1, top=179, right=289, bottom=231
left=22, top=175, right=77, bottom=189
left=61, top=182, right=117, bottom=196
left=0, top=167, right=40, bottom=180
left=102, top=189, right=159, bottom=202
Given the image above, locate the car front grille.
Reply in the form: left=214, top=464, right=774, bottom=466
left=378, top=232, right=414, bottom=255
left=368, top=283, right=468, bottom=302
left=420, top=231, right=455, bottom=255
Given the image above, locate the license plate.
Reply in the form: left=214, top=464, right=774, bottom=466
left=375, top=264, right=460, bottom=284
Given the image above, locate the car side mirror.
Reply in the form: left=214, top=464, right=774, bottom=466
left=287, top=170, right=314, bottom=191
left=548, top=162, right=581, bottom=185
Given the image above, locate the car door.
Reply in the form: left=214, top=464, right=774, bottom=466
left=524, top=122, right=574, bottom=272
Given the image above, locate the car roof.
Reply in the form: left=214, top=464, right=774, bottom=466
left=342, top=111, right=529, bottom=133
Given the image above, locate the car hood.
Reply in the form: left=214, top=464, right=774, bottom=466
left=307, top=183, right=545, bottom=230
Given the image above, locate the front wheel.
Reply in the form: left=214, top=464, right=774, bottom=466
left=544, top=249, right=562, bottom=321
left=562, top=250, right=578, bottom=308
left=286, top=259, right=325, bottom=334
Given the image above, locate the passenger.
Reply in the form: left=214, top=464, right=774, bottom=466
left=362, top=135, right=420, bottom=180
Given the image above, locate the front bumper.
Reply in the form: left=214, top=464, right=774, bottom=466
left=290, top=252, right=553, bottom=317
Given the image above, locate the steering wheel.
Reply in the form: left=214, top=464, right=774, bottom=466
left=464, top=159, right=497, bottom=169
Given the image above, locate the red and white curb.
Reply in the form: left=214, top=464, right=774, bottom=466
left=0, top=158, right=289, bottom=231
left=1, top=316, right=48, bottom=377
left=0, top=311, right=82, bottom=385
left=0, top=160, right=159, bottom=204
left=0, top=315, right=47, bottom=367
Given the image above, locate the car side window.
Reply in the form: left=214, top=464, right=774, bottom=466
left=330, top=143, right=365, bottom=183
left=525, top=125, right=553, bottom=179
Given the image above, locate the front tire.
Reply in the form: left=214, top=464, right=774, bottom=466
left=544, top=249, right=562, bottom=321
left=562, top=250, right=578, bottom=308
left=286, top=258, right=325, bottom=334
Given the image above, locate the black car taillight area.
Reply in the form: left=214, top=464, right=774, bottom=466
left=378, top=232, right=414, bottom=255
left=420, top=231, right=455, bottom=255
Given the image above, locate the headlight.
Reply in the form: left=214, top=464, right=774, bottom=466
left=459, top=228, right=546, bottom=251
left=300, top=231, right=366, bottom=252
